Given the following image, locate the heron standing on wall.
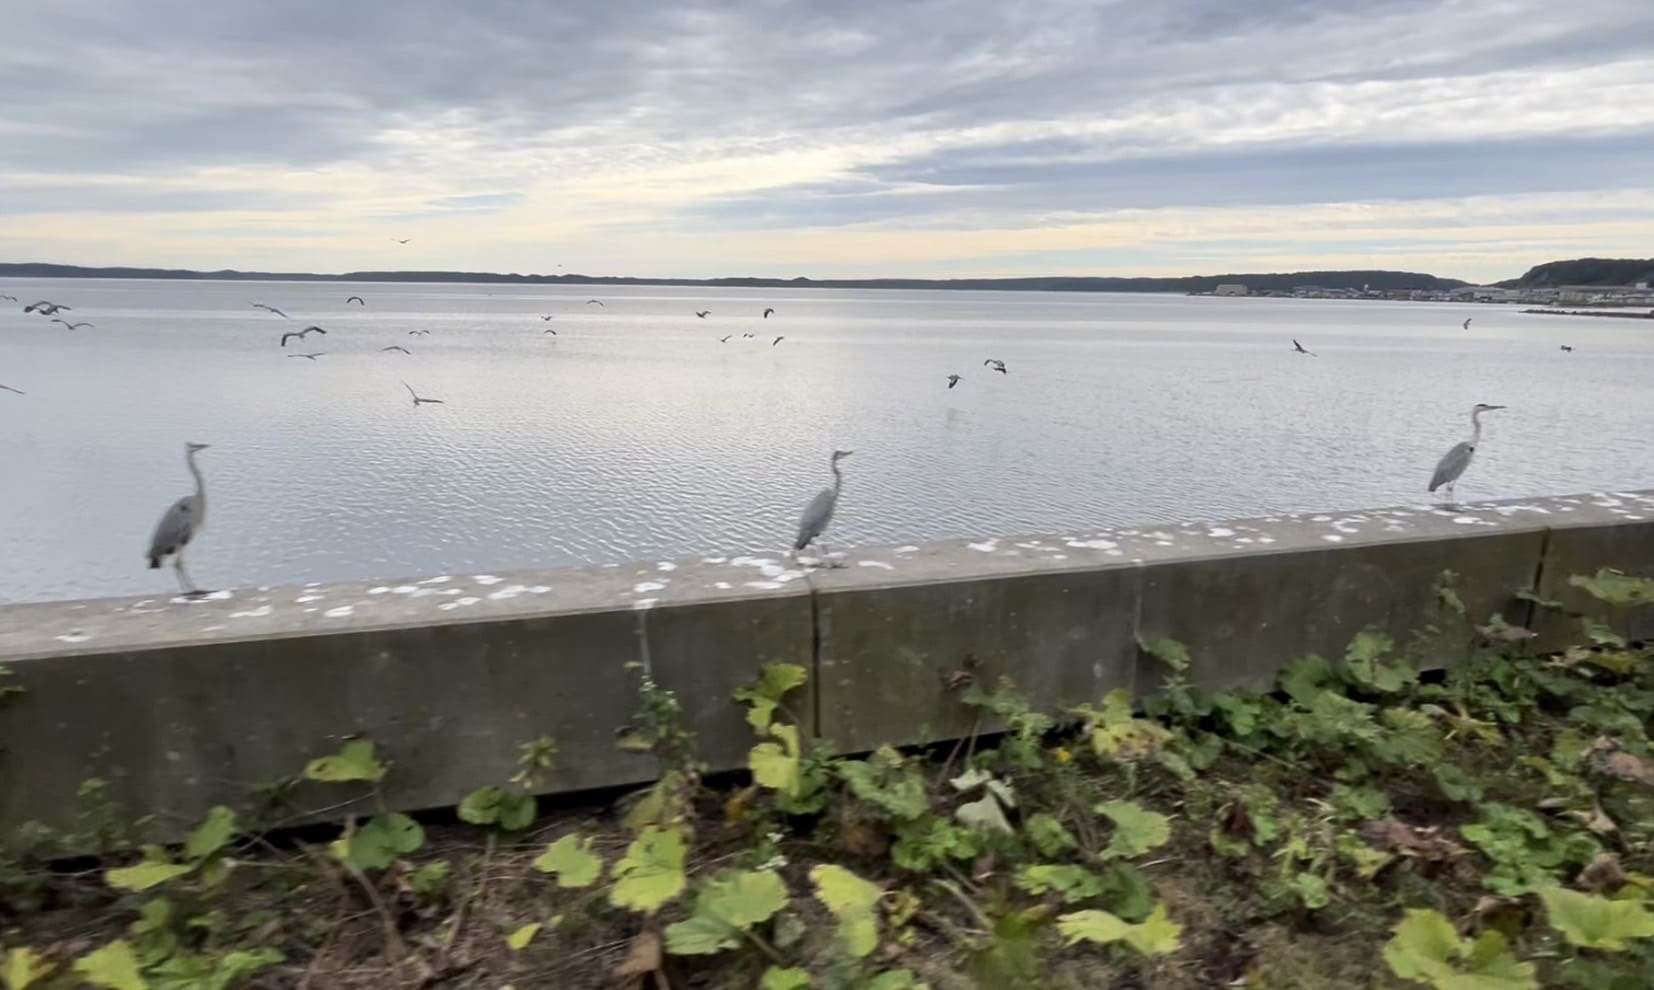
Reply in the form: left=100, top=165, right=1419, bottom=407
left=1429, top=404, right=1505, bottom=502
left=147, top=442, right=211, bottom=594
left=794, top=449, right=853, bottom=565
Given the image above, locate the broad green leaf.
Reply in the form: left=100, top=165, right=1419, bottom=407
left=664, top=868, right=790, bottom=954
left=750, top=724, right=802, bottom=796
left=1138, top=636, right=1191, bottom=672
left=1290, top=872, right=1330, bottom=909
left=459, top=787, right=537, bottom=831
left=760, top=967, right=812, bottom=990
left=1096, top=864, right=1156, bottom=923
left=1024, top=812, right=1077, bottom=857
left=1056, top=903, right=1182, bottom=957
left=734, top=662, right=808, bottom=732
left=956, top=794, right=1014, bottom=835
left=200, top=948, right=281, bottom=989
left=332, top=813, right=424, bottom=871
left=183, top=806, right=237, bottom=862
left=839, top=746, right=929, bottom=821
left=73, top=941, right=147, bottom=990
left=1581, top=619, right=1628, bottom=648
left=506, top=923, right=541, bottom=951
left=1570, top=569, right=1654, bottom=607
left=865, top=970, right=929, bottom=990
left=1539, top=886, right=1654, bottom=951
left=106, top=858, right=192, bottom=893
left=406, top=861, right=451, bottom=897
left=610, top=826, right=688, bottom=914
left=497, top=791, right=536, bottom=830
left=303, top=739, right=386, bottom=783
left=1382, top=908, right=1537, bottom=989
left=1096, top=800, right=1171, bottom=859
left=1015, top=864, right=1103, bottom=904
left=811, top=864, right=882, bottom=959
left=2, top=947, right=54, bottom=990
left=533, top=834, right=603, bottom=888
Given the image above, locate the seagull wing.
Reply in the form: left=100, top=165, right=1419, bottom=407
left=402, top=381, right=418, bottom=401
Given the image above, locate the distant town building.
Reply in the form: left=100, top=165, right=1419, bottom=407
left=1214, top=283, right=1249, bottom=296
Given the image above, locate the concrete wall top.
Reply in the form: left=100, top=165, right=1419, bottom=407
left=3, top=490, right=1651, bottom=660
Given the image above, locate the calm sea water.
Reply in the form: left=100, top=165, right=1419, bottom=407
left=3, top=277, right=1651, bottom=604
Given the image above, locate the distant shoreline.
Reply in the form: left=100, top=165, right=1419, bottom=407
left=0, top=261, right=1464, bottom=296
left=1522, top=308, right=1654, bottom=320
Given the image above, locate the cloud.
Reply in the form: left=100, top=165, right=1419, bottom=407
left=2, top=0, right=1651, bottom=281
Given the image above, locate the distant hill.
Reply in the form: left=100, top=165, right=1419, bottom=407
left=0, top=262, right=1465, bottom=294
left=1498, top=258, right=1654, bottom=288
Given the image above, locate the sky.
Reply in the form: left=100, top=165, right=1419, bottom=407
left=4, top=0, right=1654, bottom=283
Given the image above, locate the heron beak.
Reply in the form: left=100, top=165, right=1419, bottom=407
left=1486, top=405, right=1507, bottom=411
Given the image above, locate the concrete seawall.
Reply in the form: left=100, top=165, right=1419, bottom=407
left=2, top=490, right=1650, bottom=843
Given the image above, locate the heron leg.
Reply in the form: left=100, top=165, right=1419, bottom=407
left=174, top=555, right=202, bottom=597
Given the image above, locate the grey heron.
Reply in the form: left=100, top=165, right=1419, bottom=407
left=0, top=383, right=23, bottom=395
left=772, top=336, right=785, bottom=346
left=947, top=374, right=962, bottom=389
left=794, top=449, right=853, bottom=565
left=251, top=302, right=288, bottom=318
left=24, top=301, right=69, bottom=315
left=287, top=352, right=324, bottom=360
left=1462, top=318, right=1472, bottom=330
left=280, top=326, right=326, bottom=347
left=51, top=319, right=95, bottom=330
left=1292, top=339, right=1316, bottom=356
left=763, top=308, right=775, bottom=318
left=147, top=442, right=211, bottom=595
left=984, top=358, right=1007, bottom=374
left=346, top=295, right=365, bottom=306
left=402, top=381, right=445, bottom=406
left=695, top=310, right=711, bottom=318
left=381, top=345, right=411, bottom=354
left=1428, top=403, right=1506, bottom=500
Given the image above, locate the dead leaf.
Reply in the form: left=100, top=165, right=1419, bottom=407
left=1360, top=818, right=1466, bottom=861
left=971, top=852, right=998, bottom=883
left=1588, top=737, right=1654, bottom=786
left=1219, top=800, right=1253, bottom=839
left=612, top=930, right=662, bottom=987
left=1570, top=804, right=1619, bottom=835
left=841, top=807, right=889, bottom=858
left=723, top=784, right=759, bottom=826
left=1476, top=622, right=1537, bottom=642
left=1579, top=852, right=1627, bottom=892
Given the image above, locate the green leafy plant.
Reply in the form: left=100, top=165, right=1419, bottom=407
left=457, top=786, right=536, bottom=831
left=1570, top=569, right=1654, bottom=608
left=2, top=947, right=54, bottom=990
left=533, top=833, right=603, bottom=888
left=664, top=868, right=789, bottom=955
left=811, top=864, right=882, bottom=959
left=330, top=812, right=424, bottom=872
left=1381, top=908, right=1536, bottom=989
left=1055, top=903, right=1182, bottom=957
left=1095, top=800, right=1171, bottom=859
left=610, top=825, right=688, bottom=914
left=73, top=941, right=146, bottom=990
left=734, top=662, right=808, bottom=733
left=302, top=739, right=386, bottom=783
left=1538, top=886, right=1654, bottom=951
left=1459, top=804, right=1598, bottom=895
left=839, top=746, right=929, bottom=821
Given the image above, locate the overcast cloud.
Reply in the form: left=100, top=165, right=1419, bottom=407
left=4, top=0, right=1653, bottom=281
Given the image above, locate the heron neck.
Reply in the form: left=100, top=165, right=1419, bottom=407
left=831, top=462, right=843, bottom=491
left=186, top=450, right=206, bottom=501
left=1470, top=410, right=1485, bottom=445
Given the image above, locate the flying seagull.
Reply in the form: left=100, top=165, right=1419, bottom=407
left=393, top=238, right=412, bottom=244
left=381, top=345, right=411, bottom=354
left=695, top=310, right=711, bottom=318
left=586, top=299, right=604, bottom=307
left=346, top=296, right=365, bottom=306
left=402, top=381, right=445, bottom=407
left=52, top=319, right=95, bottom=330
left=1560, top=345, right=1574, bottom=352
left=146, top=442, right=211, bottom=595
left=0, top=294, right=17, bottom=302
left=1292, top=339, right=1316, bottom=356
left=251, top=302, right=288, bottom=318
left=0, top=383, right=24, bottom=395
left=772, top=336, right=785, bottom=346
left=742, top=332, right=755, bottom=338
left=1429, top=403, right=1506, bottom=501
left=23, top=301, right=69, bottom=315
left=287, top=352, right=324, bottom=361
left=280, top=326, right=327, bottom=347
left=719, top=335, right=731, bottom=343
left=541, top=315, right=555, bottom=321
left=1462, top=317, right=1472, bottom=330
left=947, top=374, right=962, bottom=389
left=408, top=330, right=431, bottom=336
left=763, top=308, right=775, bottom=318
left=983, top=358, right=1007, bottom=374
left=543, top=328, right=558, bottom=335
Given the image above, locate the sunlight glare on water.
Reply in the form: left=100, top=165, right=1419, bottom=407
left=3, top=277, right=1651, bottom=603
